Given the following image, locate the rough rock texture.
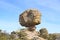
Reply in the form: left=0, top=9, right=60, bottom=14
left=20, top=29, right=46, bottom=40
left=39, top=28, right=49, bottom=39
left=19, top=9, right=46, bottom=40
left=19, top=9, right=41, bottom=27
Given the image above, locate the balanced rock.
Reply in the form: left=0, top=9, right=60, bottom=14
left=19, top=9, right=46, bottom=40
left=19, top=9, right=41, bottom=27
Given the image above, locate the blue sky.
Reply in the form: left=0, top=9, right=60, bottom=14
left=0, top=0, right=60, bottom=33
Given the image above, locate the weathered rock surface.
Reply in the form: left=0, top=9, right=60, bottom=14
left=19, top=9, right=46, bottom=40
left=19, top=9, right=41, bottom=27
left=19, top=29, right=46, bottom=40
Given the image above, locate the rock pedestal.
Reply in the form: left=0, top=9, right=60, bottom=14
left=19, top=9, right=46, bottom=40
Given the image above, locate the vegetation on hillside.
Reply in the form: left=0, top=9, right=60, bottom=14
left=0, top=28, right=58, bottom=40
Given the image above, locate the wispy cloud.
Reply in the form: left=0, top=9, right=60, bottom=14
left=35, top=0, right=60, bottom=11
left=0, top=20, right=21, bottom=33
left=0, top=0, right=22, bottom=33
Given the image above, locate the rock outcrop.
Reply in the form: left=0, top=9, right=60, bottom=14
left=19, top=9, right=46, bottom=40
left=19, top=29, right=46, bottom=40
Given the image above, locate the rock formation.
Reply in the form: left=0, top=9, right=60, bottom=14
left=19, top=9, right=41, bottom=27
left=19, top=9, right=46, bottom=40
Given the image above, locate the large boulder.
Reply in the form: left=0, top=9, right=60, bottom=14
left=19, top=9, right=46, bottom=40
left=19, top=9, right=41, bottom=27
left=39, top=28, right=49, bottom=39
